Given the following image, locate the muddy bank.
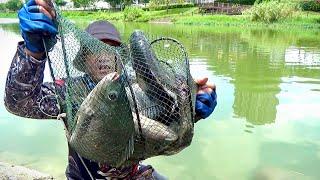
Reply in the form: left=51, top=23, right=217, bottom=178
left=0, top=162, right=54, bottom=180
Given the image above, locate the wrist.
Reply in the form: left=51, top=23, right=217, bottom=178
left=24, top=47, right=45, bottom=60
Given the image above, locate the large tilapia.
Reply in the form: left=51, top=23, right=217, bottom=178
left=69, top=72, right=135, bottom=167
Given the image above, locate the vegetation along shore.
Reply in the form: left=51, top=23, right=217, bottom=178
left=1, top=0, right=320, bottom=29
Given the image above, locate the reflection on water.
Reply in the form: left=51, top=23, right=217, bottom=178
left=1, top=19, right=320, bottom=179
left=285, top=47, right=320, bottom=67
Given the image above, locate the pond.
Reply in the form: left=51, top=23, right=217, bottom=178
left=0, top=18, right=320, bottom=179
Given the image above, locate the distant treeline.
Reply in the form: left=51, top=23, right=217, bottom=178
left=0, top=0, right=319, bottom=12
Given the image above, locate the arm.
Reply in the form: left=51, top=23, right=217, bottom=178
left=4, top=42, right=60, bottom=119
left=194, top=77, right=217, bottom=122
left=4, top=0, right=60, bottom=119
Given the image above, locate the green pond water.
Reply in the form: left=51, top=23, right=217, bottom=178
left=0, top=19, right=320, bottom=180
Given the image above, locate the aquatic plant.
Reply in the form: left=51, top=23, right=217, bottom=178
left=244, top=1, right=300, bottom=23
left=123, top=6, right=145, bottom=21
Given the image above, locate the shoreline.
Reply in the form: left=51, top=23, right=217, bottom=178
left=0, top=17, right=319, bottom=30
left=0, top=10, right=319, bottom=30
left=0, top=161, right=54, bottom=179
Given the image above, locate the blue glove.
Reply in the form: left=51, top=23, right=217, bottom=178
left=18, top=0, right=58, bottom=53
left=195, top=90, right=217, bottom=120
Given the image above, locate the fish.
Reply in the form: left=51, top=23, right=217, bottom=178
left=125, top=83, right=178, bottom=142
left=132, top=112, right=178, bottom=142
left=69, top=72, right=135, bottom=167
left=129, top=30, right=177, bottom=116
left=122, top=30, right=197, bottom=163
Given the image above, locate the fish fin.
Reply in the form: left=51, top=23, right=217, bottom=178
left=114, top=134, right=134, bottom=168
left=124, top=134, right=135, bottom=161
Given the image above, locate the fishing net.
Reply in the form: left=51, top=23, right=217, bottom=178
left=44, top=4, right=197, bottom=168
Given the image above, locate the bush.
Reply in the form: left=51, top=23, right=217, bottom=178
left=145, top=3, right=194, bottom=11
left=55, top=0, right=67, bottom=6
left=215, top=0, right=256, bottom=5
left=5, top=0, right=23, bottom=11
left=123, top=6, right=145, bottom=21
left=300, top=0, right=320, bottom=12
left=244, top=1, right=299, bottom=23
left=0, top=3, right=6, bottom=11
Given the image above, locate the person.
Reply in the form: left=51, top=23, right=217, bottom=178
left=4, top=0, right=217, bottom=179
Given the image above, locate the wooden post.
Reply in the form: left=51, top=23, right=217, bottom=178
left=227, top=3, right=229, bottom=14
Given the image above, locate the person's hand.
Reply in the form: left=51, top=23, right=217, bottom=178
left=18, top=0, right=58, bottom=57
left=195, top=77, right=217, bottom=121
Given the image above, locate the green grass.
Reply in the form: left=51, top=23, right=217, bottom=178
left=0, top=11, right=17, bottom=18
left=175, top=11, right=320, bottom=29
left=282, top=11, right=320, bottom=28
left=61, top=10, right=123, bottom=21
left=137, top=7, right=197, bottom=22
left=61, top=7, right=197, bottom=22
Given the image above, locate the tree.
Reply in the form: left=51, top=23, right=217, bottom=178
left=105, top=0, right=120, bottom=8
left=56, top=0, right=67, bottom=6
left=104, top=0, right=132, bottom=10
left=0, top=3, right=6, bottom=11
left=5, top=0, right=23, bottom=11
left=72, top=0, right=94, bottom=8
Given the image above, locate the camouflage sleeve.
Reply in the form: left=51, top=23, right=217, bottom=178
left=4, top=42, right=62, bottom=119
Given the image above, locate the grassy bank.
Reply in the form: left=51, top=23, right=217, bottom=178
left=62, top=8, right=320, bottom=29
left=60, top=7, right=197, bottom=22
left=0, top=12, right=17, bottom=18
left=174, top=11, right=320, bottom=29
left=1, top=7, right=319, bottom=29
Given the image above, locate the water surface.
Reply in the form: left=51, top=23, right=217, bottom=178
left=0, top=19, right=319, bottom=179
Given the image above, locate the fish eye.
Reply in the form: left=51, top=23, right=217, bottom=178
left=108, top=91, right=118, bottom=101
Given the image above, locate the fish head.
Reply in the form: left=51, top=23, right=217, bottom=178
left=95, top=72, right=134, bottom=126
left=101, top=72, right=127, bottom=105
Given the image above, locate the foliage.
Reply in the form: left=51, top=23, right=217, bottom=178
left=72, top=0, right=93, bottom=8
left=0, top=3, right=6, bottom=11
left=3, top=0, right=23, bottom=11
left=215, top=0, right=256, bottom=5
left=123, top=6, right=145, bottom=21
left=300, top=0, right=320, bottom=12
left=106, top=0, right=132, bottom=8
left=146, top=3, right=194, bottom=11
left=105, top=0, right=118, bottom=8
left=140, top=0, right=150, bottom=4
left=55, top=0, right=68, bottom=6
left=244, top=1, right=299, bottom=23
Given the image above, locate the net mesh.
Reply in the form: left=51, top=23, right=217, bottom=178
left=45, top=5, right=197, bottom=167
